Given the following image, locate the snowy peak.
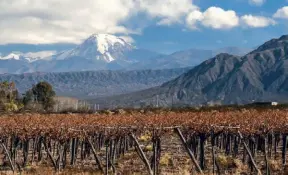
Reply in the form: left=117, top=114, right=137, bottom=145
left=86, top=34, right=130, bottom=54
left=0, top=51, right=56, bottom=62
left=0, top=53, right=20, bottom=60
left=56, top=33, right=134, bottom=63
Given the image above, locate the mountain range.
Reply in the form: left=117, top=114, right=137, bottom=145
left=1, top=33, right=288, bottom=108
left=0, top=34, right=250, bottom=74
left=0, top=68, right=190, bottom=99
left=89, top=35, right=288, bottom=108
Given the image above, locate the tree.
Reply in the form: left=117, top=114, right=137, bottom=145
left=0, top=81, right=17, bottom=101
left=31, top=82, right=55, bottom=111
left=22, top=89, right=34, bottom=106
left=0, top=81, right=21, bottom=112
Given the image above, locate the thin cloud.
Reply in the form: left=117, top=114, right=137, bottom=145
left=241, top=15, right=276, bottom=28
left=249, top=0, right=265, bottom=6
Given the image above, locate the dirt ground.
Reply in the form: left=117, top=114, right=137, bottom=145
left=0, top=133, right=287, bottom=175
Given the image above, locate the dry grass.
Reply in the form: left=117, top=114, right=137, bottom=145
left=1, top=166, right=103, bottom=175
left=138, top=132, right=152, bottom=142
left=268, top=160, right=281, bottom=172
left=216, top=155, right=238, bottom=169
left=143, top=144, right=153, bottom=152
left=215, top=154, right=248, bottom=174
left=160, top=153, right=173, bottom=166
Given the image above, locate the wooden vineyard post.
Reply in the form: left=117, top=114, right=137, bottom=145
left=268, top=133, right=273, bottom=158
left=57, top=143, right=65, bottom=171
left=118, top=137, right=123, bottom=158
left=112, top=137, right=119, bottom=164
left=151, top=135, right=161, bottom=175
left=109, top=140, right=116, bottom=174
left=211, top=134, right=216, bottom=175
left=130, top=133, right=153, bottom=175
left=43, top=140, right=58, bottom=171
left=263, top=136, right=270, bottom=175
left=37, top=137, right=43, bottom=162
left=109, top=139, right=113, bottom=163
left=248, top=138, right=256, bottom=172
left=238, top=131, right=262, bottom=175
left=23, top=140, right=29, bottom=167
left=233, top=136, right=239, bottom=157
left=2, top=107, right=288, bottom=175
left=211, top=132, right=221, bottom=175
left=282, top=134, right=287, bottom=166
left=31, top=137, right=38, bottom=164
left=225, top=133, right=231, bottom=155
left=153, top=138, right=157, bottom=175
left=174, top=128, right=203, bottom=174
left=1, top=142, right=15, bottom=172
left=86, top=137, right=104, bottom=173
left=80, top=129, right=104, bottom=173
left=151, top=130, right=160, bottom=175
left=199, top=133, right=206, bottom=170
left=190, top=136, right=198, bottom=158
left=157, top=138, right=161, bottom=174
left=62, top=141, right=69, bottom=169
left=123, top=136, right=127, bottom=156
left=70, top=138, right=77, bottom=166
left=105, top=141, right=109, bottom=175
left=108, top=139, right=116, bottom=174
left=274, top=133, right=280, bottom=159
left=81, top=141, right=85, bottom=161
left=10, top=136, right=19, bottom=166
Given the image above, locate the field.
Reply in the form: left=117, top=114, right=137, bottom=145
left=0, top=108, right=288, bottom=174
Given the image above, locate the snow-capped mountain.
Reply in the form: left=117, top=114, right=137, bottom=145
left=0, top=51, right=56, bottom=62
left=0, top=33, right=251, bottom=74
left=0, top=34, right=161, bottom=74
left=0, top=53, right=21, bottom=60
left=53, top=34, right=134, bottom=62
left=30, top=34, right=160, bottom=72
left=0, top=51, right=57, bottom=74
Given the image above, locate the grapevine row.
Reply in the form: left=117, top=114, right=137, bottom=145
left=0, top=109, right=287, bottom=174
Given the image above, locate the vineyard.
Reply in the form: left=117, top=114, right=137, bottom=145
left=0, top=109, right=288, bottom=174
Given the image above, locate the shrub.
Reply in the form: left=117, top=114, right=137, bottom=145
left=160, top=153, right=173, bottom=166
left=4, top=102, right=18, bottom=112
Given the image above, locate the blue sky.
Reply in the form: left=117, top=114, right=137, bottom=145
left=133, top=0, right=288, bottom=53
left=0, top=0, right=287, bottom=54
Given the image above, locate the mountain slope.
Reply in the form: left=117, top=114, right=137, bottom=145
left=31, top=34, right=161, bottom=72
left=0, top=68, right=190, bottom=99
left=0, top=34, right=161, bottom=73
left=0, top=51, right=56, bottom=73
left=0, top=59, right=34, bottom=74
left=91, top=35, right=288, bottom=108
left=0, top=33, right=251, bottom=74
left=0, top=51, right=56, bottom=62
left=130, top=47, right=250, bottom=70
left=52, top=34, right=134, bottom=62
left=213, top=47, right=251, bottom=56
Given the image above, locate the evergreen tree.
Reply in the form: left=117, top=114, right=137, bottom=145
left=29, top=81, right=56, bottom=111
left=22, top=89, right=34, bottom=106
